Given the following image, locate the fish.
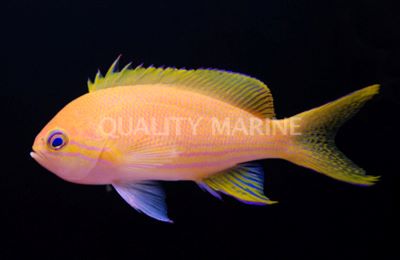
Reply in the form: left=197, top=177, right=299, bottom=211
left=31, top=57, right=380, bottom=222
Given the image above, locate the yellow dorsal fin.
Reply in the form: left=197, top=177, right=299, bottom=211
left=88, top=57, right=275, bottom=118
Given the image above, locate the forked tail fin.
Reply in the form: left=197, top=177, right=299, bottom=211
left=286, top=85, right=380, bottom=185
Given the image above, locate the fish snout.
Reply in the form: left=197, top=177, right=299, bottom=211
left=31, top=137, right=46, bottom=161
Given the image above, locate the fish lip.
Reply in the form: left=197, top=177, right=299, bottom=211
left=30, top=151, right=41, bottom=161
left=30, top=148, right=45, bottom=161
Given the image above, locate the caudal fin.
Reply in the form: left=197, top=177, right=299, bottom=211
left=286, top=85, right=380, bottom=185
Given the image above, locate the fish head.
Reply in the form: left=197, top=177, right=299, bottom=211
left=31, top=99, right=108, bottom=183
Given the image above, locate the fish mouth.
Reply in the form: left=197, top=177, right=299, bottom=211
left=30, top=151, right=40, bottom=160
left=30, top=148, right=45, bottom=162
left=30, top=149, right=51, bottom=172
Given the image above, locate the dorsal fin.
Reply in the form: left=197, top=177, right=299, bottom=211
left=88, top=57, right=275, bottom=118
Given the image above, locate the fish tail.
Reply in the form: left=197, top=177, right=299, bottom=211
left=285, top=85, right=380, bottom=185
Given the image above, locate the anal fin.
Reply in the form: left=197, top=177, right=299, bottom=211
left=199, top=163, right=277, bottom=205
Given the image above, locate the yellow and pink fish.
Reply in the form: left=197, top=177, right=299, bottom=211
left=31, top=57, right=380, bottom=222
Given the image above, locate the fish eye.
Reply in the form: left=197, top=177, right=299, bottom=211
left=47, top=131, right=68, bottom=151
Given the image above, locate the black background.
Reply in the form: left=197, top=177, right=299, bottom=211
left=2, top=0, right=399, bottom=259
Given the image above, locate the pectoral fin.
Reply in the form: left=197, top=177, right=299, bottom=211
left=113, top=181, right=172, bottom=223
left=198, top=163, right=277, bottom=205
left=117, top=136, right=181, bottom=171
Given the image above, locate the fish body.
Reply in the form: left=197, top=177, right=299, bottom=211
left=31, top=58, right=380, bottom=222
